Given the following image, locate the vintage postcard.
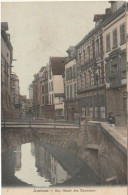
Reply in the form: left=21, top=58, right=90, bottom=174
left=1, top=1, right=127, bottom=195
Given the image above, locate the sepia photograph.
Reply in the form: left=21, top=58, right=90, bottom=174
left=1, top=0, right=128, bottom=194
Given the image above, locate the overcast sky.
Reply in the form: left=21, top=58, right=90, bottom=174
left=1, top=1, right=110, bottom=97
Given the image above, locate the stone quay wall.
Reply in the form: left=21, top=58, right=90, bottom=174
left=35, top=118, right=127, bottom=185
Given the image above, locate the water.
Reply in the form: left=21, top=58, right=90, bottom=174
left=2, top=129, right=100, bottom=187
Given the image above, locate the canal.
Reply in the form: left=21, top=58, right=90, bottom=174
left=2, top=128, right=100, bottom=187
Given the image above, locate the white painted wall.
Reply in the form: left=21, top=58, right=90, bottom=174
left=53, top=75, right=64, bottom=94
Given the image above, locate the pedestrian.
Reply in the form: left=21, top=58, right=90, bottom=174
left=107, top=112, right=116, bottom=127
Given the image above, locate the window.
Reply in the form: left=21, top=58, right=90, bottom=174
left=92, top=40, right=95, bottom=58
left=70, top=84, right=72, bottom=98
left=52, top=94, right=54, bottom=104
left=42, top=96, right=45, bottom=104
left=113, top=29, right=118, bottom=48
left=79, top=53, right=81, bottom=65
left=89, top=71, right=92, bottom=86
left=70, top=67, right=72, bottom=78
left=100, top=107, right=105, bottom=118
left=83, top=50, right=85, bottom=64
left=87, top=46, right=90, bottom=60
left=80, top=74, right=84, bottom=90
left=66, top=69, right=69, bottom=80
left=51, top=81, right=53, bottom=91
left=72, top=65, right=76, bottom=77
left=42, top=86, right=44, bottom=93
left=95, top=39, right=100, bottom=57
left=86, top=72, right=89, bottom=88
left=111, top=57, right=118, bottom=75
left=49, top=83, right=51, bottom=91
left=120, top=23, right=126, bottom=44
left=106, top=33, right=111, bottom=52
left=45, top=96, right=48, bottom=104
left=67, top=85, right=69, bottom=99
left=95, top=107, right=98, bottom=118
left=89, top=107, right=93, bottom=118
left=74, top=83, right=77, bottom=97
left=84, top=73, right=86, bottom=88
left=82, top=108, right=85, bottom=117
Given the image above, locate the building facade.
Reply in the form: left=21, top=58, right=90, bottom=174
left=76, top=11, right=108, bottom=121
left=76, top=1, right=127, bottom=126
left=11, top=73, right=21, bottom=118
left=1, top=22, right=14, bottom=119
left=47, top=57, right=67, bottom=119
left=39, top=65, right=49, bottom=118
left=64, top=46, right=78, bottom=122
left=103, top=1, right=127, bottom=126
left=32, top=67, right=45, bottom=118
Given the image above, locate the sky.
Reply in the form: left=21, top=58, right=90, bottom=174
left=1, top=1, right=110, bottom=97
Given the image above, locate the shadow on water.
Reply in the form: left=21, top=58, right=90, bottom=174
left=2, top=128, right=100, bottom=187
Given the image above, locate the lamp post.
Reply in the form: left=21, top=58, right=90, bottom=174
left=92, top=65, right=100, bottom=120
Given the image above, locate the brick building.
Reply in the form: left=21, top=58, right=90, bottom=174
left=64, top=46, right=78, bottom=122
left=103, top=1, right=127, bottom=126
left=76, top=10, right=109, bottom=121
left=76, top=1, right=127, bottom=126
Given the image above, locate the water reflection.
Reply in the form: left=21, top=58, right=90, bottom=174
left=2, top=129, right=100, bottom=187
left=15, top=143, right=52, bottom=187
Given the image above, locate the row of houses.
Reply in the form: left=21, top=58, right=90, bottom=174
left=1, top=22, right=21, bottom=119
left=29, top=1, right=128, bottom=126
left=1, top=22, right=31, bottom=120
